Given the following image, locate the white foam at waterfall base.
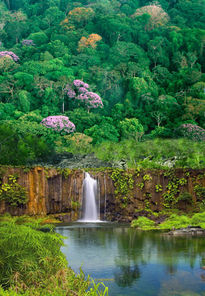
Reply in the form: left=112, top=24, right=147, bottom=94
left=78, top=172, right=102, bottom=223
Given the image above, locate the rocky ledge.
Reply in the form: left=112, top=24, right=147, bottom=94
left=168, top=226, right=205, bottom=236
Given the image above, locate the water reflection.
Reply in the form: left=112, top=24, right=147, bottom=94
left=114, top=262, right=140, bottom=287
left=56, top=224, right=205, bottom=296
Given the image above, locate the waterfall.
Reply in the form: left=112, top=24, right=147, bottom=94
left=79, top=173, right=100, bottom=222
left=104, top=174, right=107, bottom=220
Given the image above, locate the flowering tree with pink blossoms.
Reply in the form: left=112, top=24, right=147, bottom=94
left=65, top=79, right=103, bottom=111
left=22, top=39, right=35, bottom=46
left=40, top=116, right=75, bottom=134
left=0, top=51, right=19, bottom=62
left=178, top=124, right=205, bottom=141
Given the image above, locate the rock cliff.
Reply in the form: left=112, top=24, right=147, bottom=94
left=0, top=167, right=204, bottom=222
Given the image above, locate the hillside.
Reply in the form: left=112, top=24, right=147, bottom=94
left=0, top=0, right=205, bottom=167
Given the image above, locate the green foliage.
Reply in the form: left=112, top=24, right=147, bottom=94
left=95, top=139, right=205, bottom=169
left=28, top=32, right=48, bottom=46
left=0, top=175, right=28, bottom=206
left=178, top=191, right=193, bottom=203
left=111, top=168, right=134, bottom=206
left=71, top=200, right=80, bottom=210
left=143, top=174, right=152, bottom=181
left=1, top=0, right=205, bottom=165
left=159, top=214, right=191, bottom=230
left=191, top=212, right=205, bottom=228
left=194, top=184, right=205, bottom=199
left=57, top=133, right=93, bottom=155
left=131, top=211, right=205, bottom=231
left=131, top=217, right=155, bottom=230
left=0, top=123, right=55, bottom=165
left=88, top=280, right=108, bottom=296
left=0, top=221, right=67, bottom=289
left=0, top=219, right=108, bottom=296
left=17, top=90, right=31, bottom=113
left=155, top=184, right=162, bottom=192
left=119, top=118, right=144, bottom=141
left=163, top=172, right=189, bottom=208
left=57, top=168, right=72, bottom=179
left=85, top=121, right=119, bottom=144
left=137, top=182, right=144, bottom=190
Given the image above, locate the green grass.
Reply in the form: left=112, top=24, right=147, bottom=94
left=0, top=213, right=61, bottom=225
left=131, top=211, right=205, bottom=231
left=94, top=138, right=205, bottom=169
left=158, top=214, right=191, bottom=230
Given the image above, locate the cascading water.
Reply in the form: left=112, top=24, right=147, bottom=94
left=79, top=172, right=100, bottom=222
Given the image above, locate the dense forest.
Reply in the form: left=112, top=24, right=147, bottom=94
left=0, top=0, right=205, bottom=167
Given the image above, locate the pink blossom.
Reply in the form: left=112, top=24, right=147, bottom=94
left=22, top=39, right=35, bottom=46
left=78, top=87, right=87, bottom=93
left=179, top=124, right=205, bottom=141
left=66, top=87, right=76, bottom=98
left=0, top=51, right=19, bottom=61
left=41, top=116, right=75, bottom=133
left=65, top=79, right=103, bottom=110
left=76, top=91, right=103, bottom=109
left=73, top=79, right=89, bottom=89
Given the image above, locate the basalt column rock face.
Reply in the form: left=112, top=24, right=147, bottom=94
left=0, top=167, right=205, bottom=222
left=0, top=167, right=84, bottom=220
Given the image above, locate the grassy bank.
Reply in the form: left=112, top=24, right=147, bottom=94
left=0, top=217, right=108, bottom=296
left=131, top=211, right=205, bottom=231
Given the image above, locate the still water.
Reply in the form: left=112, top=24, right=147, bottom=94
left=56, top=223, right=205, bottom=296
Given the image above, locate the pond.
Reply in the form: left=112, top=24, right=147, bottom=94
left=55, top=223, right=205, bottom=296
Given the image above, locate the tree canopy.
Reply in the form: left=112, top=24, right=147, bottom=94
left=0, top=0, right=205, bottom=165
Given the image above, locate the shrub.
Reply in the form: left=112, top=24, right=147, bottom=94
left=119, top=118, right=144, bottom=141
left=178, top=191, right=193, bottom=203
left=0, top=221, right=67, bottom=289
left=194, top=185, right=205, bottom=199
left=85, top=122, right=119, bottom=144
left=191, top=212, right=205, bottom=228
left=131, top=217, right=155, bottom=230
left=0, top=175, right=28, bottom=207
left=159, top=214, right=191, bottom=230
left=62, top=132, right=93, bottom=154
